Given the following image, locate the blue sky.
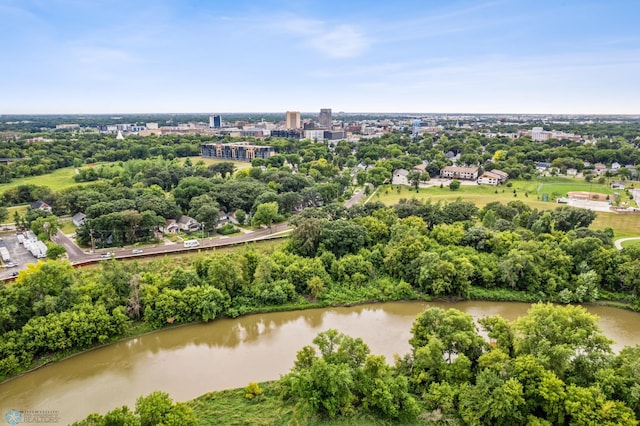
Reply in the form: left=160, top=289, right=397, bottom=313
left=1, top=0, right=639, bottom=114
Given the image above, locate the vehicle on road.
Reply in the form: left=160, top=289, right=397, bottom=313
left=100, top=252, right=114, bottom=259
left=131, top=249, right=144, bottom=254
left=9, top=272, right=19, bottom=278
left=183, top=240, right=200, bottom=248
left=3, top=262, right=18, bottom=268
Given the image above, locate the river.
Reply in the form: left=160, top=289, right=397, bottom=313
left=1, top=301, right=639, bottom=424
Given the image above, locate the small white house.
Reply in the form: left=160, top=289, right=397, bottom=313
left=392, top=169, right=409, bottom=186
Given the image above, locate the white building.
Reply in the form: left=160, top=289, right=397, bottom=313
left=304, top=129, right=326, bottom=141
left=392, top=169, right=409, bottom=185
left=531, top=127, right=551, bottom=142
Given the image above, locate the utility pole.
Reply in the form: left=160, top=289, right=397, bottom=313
left=90, top=228, right=95, bottom=253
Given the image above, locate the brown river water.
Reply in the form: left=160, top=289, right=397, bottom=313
left=1, top=301, right=639, bottom=424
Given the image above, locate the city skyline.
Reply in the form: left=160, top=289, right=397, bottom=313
left=1, top=0, right=639, bottom=115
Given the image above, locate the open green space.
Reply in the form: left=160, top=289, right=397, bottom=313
left=187, top=382, right=409, bottom=426
left=620, top=239, right=640, bottom=249
left=592, top=213, right=640, bottom=238
left=371, top=178, right=639, bottom=237
left=0, top=166, right=85, bottom=192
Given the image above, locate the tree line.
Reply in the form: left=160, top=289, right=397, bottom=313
left=1, top=200, right=639, bottom=381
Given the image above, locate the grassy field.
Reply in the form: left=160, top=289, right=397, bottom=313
left=591, top=213, right=640, bottom=239
left=188, top=382, right=424, bottom=426
left=0, top=157, right=251, bottom=195
left=0, top=166, right=83, bottom=192
left=370, top=178, right=640, bottom=238
left=372, top=182, right=554, bottom=210
left=620, top=239, right=640, bottom=249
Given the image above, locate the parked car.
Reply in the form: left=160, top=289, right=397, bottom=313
left=131, top=249, right=143, bottom=254
left=9, top=271, right=19, bottom=278
left=3, top=262, right=18, bottom=268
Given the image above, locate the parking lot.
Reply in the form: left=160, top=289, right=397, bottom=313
left=0, top=233, right=39, bottom=280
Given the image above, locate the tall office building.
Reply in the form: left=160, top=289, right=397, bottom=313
left=412, top=119, right=421, bottom=136
left=209, top=114, right=222, bottom=128
left=285, top=111, right=301, bottom=129
left=318, top=108, right=332, bottom=129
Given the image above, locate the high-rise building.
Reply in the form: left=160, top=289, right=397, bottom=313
left=318, top=108, right=332, bottom=129
left=285, top=111, right=301, bottom=129
left=209, top=114, right=222, bottom=128
left=412, top=119, right=421, bottom=136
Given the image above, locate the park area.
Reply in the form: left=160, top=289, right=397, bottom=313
left=370, top=177, right=640, bottom=238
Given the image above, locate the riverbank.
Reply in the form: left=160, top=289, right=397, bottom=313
left=5, top=299, right=640, bottom=424
left=186, top=381, right=421, bottom=425
left=3, top=284, right=637, bottom=386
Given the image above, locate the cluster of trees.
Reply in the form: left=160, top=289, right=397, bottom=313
left=0, top=133, right=203, bottom=183
left=1, top=199, right=639, bottom=382
left=72, top=390, right=197, bottom=426
left=280, top=304, right=640, bottom=424
left=287, top=200, right=639, bottom=304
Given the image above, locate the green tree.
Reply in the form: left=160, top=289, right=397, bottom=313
left=0, top=206, right=8, bottom=224
left=515, top=303, right=612, bottom=381
left=410, top=307, right=487, bottom=364
left=449, top=179, right=461, bottom=190
left=252, top=201, right=279, bottom=230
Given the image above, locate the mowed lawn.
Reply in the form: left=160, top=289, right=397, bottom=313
left=592, top=213, right=640, bottom=239
left=371, top=177, right=640, bottom=238
left=0, top=166, right=83, bottom=192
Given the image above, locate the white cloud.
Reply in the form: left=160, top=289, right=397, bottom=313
left=273, top=17, right=369, bottom=59
left=306, top=24, right=369, bottom=58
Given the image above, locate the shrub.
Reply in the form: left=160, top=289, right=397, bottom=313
left=245, top=382, right=263, bottom=400
left=217, top=223, right=238, bottom=235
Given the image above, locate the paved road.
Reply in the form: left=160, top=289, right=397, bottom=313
left=614, top=237, right=640, bottom=250
left=345, top=184, right=373, bottom=208
left=52, top=223, right=292, bottom=265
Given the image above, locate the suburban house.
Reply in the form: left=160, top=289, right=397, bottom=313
left=593, top=163, right=607, bottom=175
left=30, top=200, right=52, bottom=213
left=477, top=169, right=509, bottom=186
left=392, top=169, right=409, bottom=185
left=164, top=215, right=201, bottom=234
left=72, top=212, right=86, bottom=227
left=412, top=163, right=428, bottom=173
left=566, top=168, right=578, bottom=176
left=440, top=166, right=479, bottom=180
left=535, top=162, right=551, bottom=172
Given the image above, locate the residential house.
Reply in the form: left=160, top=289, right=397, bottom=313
left=477, top=169, right=509, bottom=186
left=72, top=212, right=86, bottom=227
left=593, top=163, right=607, bottom=175
left=412, top=163, right=428, bottom=173
left=535, top=162, right=551, bottom=172
left=176, top=215, right=201, bottom=233
left=440, top=166, right=479, bottom=180
left=566, top=168, right=578, bottom=176
left=30, top=200, right=52, bottom=213
left=392, top=169, right=409, bottom=185
left=164, top=219, right=179, bottom=234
